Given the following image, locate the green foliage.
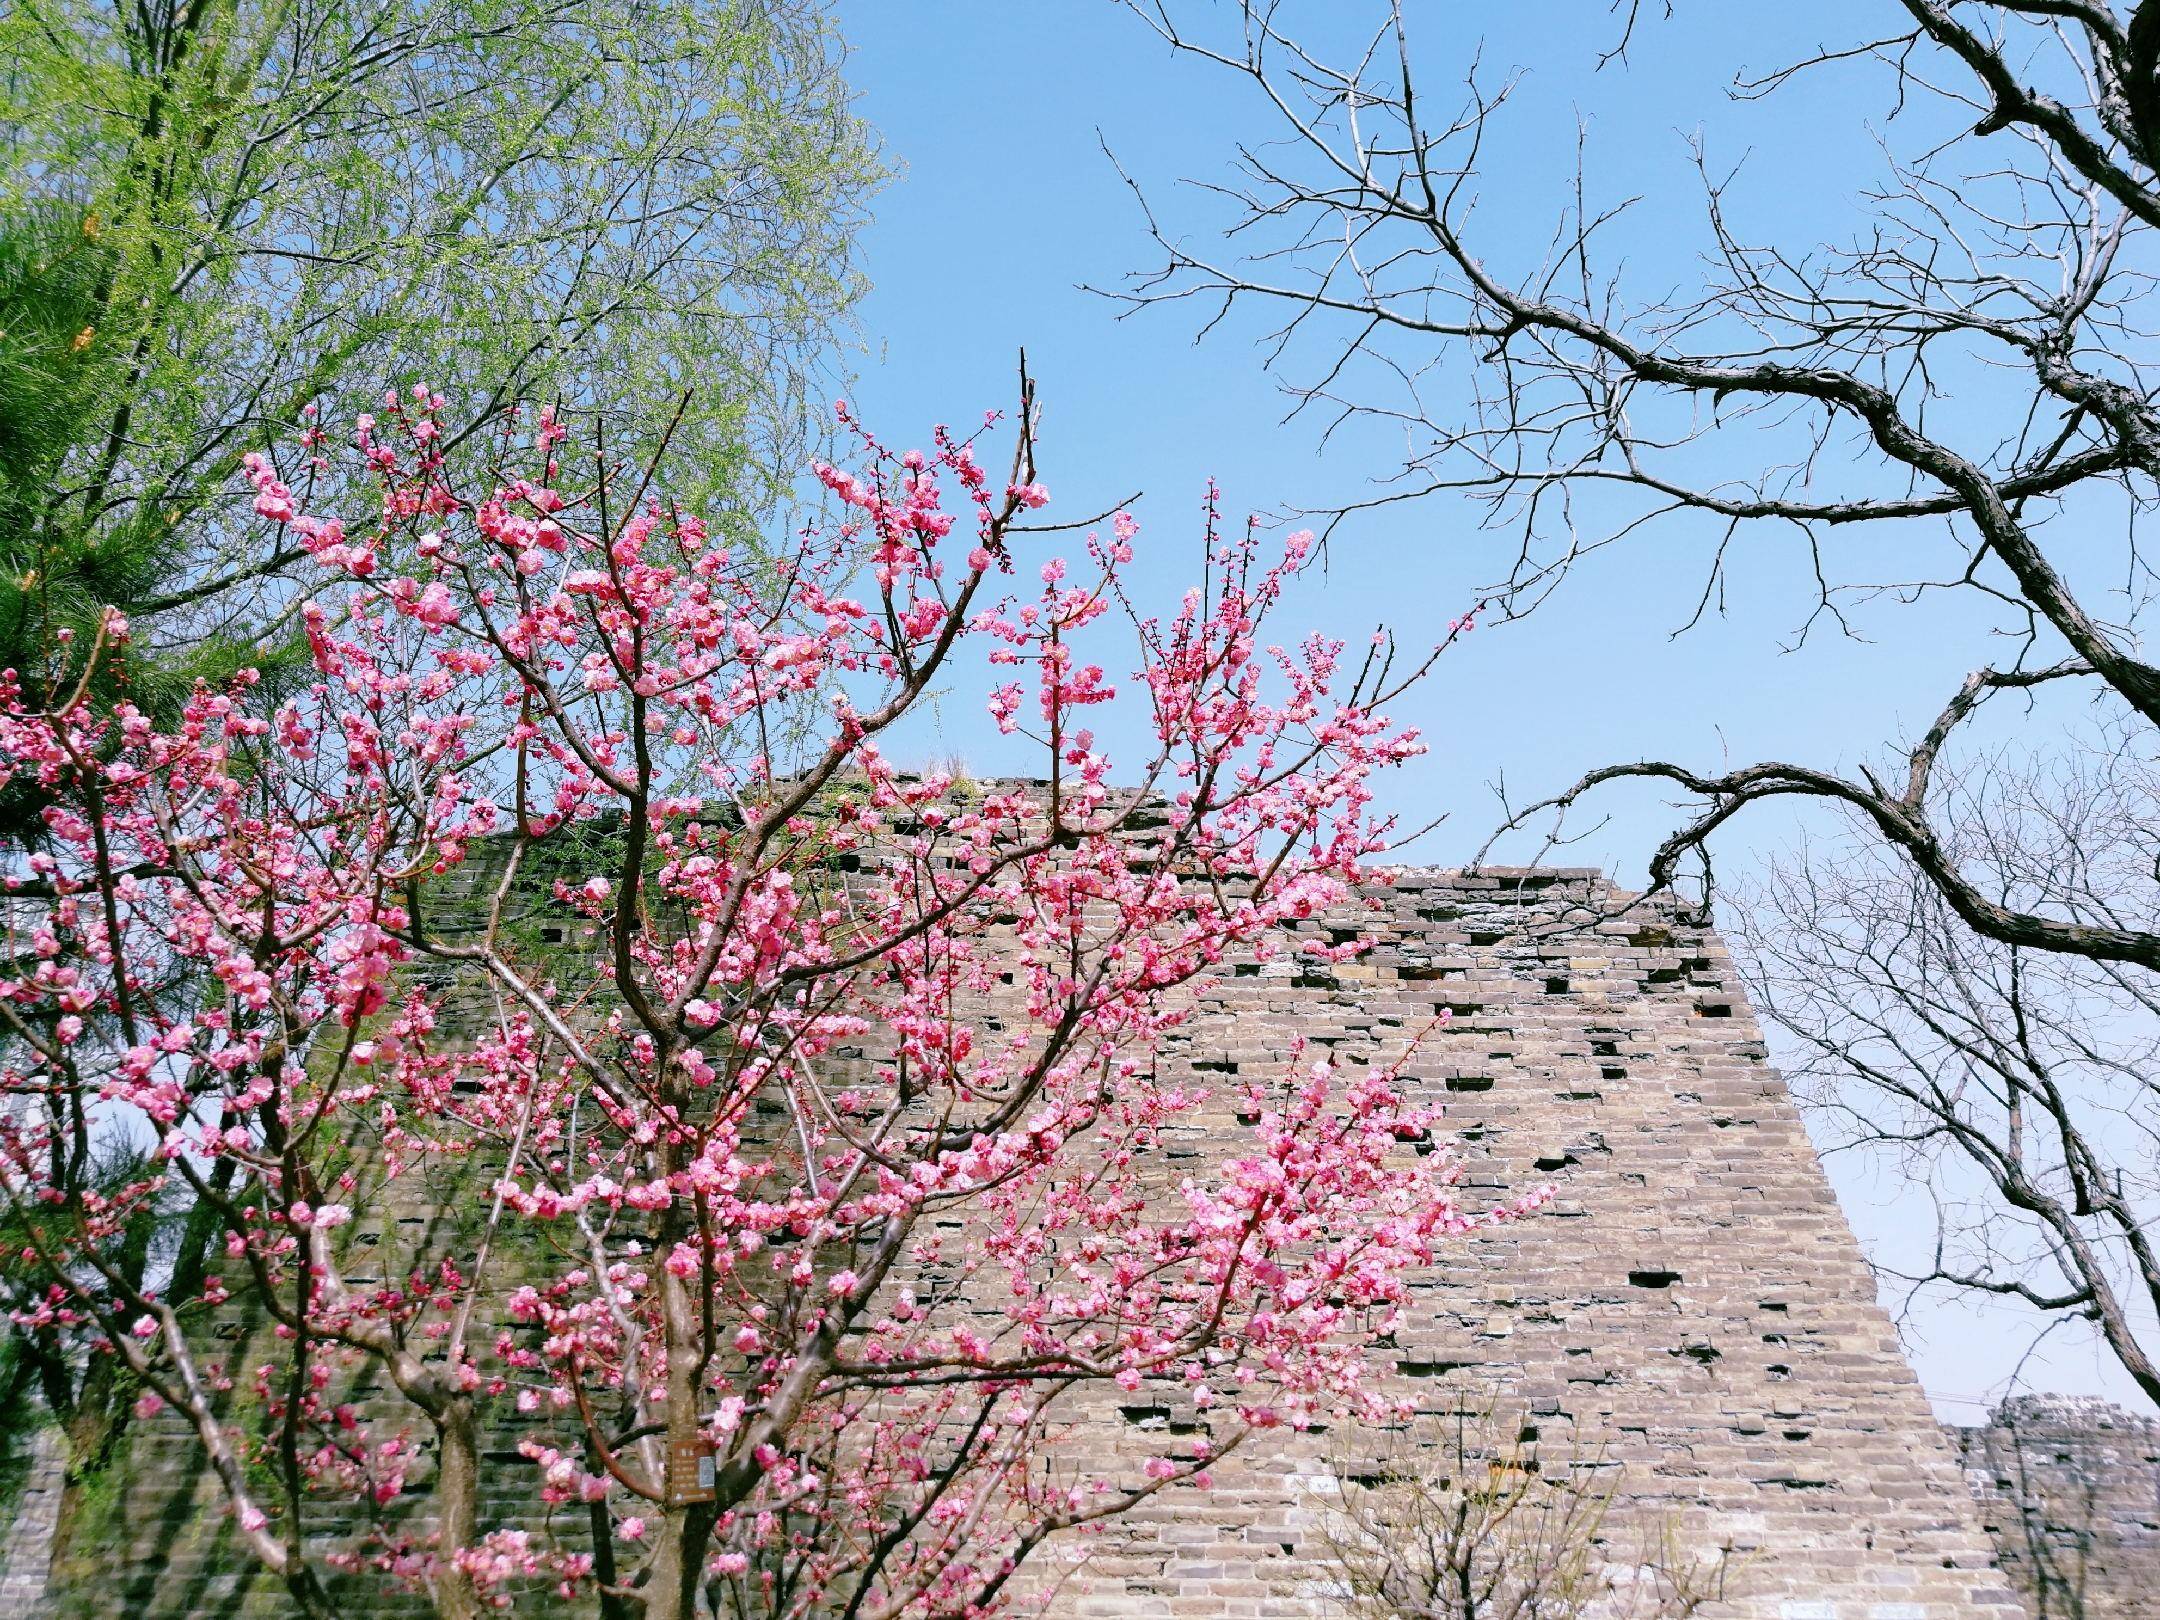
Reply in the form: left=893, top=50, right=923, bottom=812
left=0, top=0, right=879, bottom=671
left=0, top=202, right=108, bottom=544
left=0, top=202, right=136, bottom=699
left=0, top=199, right=292, bottom=830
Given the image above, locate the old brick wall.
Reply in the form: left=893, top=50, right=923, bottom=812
left=1953, top=1396, right=2160, bottom=1619
left=1028, top=867, right=2024, bottom=1620
left=11, top=862, right=2039, bottom=1618
left=0, top=1426, right=64, bottom=1618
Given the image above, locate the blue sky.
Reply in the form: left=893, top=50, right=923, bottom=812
left=834, top=1, right=2142, bottom=1416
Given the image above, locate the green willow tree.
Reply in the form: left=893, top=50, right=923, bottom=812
left=0, top=0, right=879, bottom=698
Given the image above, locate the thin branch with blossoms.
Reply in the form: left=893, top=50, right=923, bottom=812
left=0, top=382, right=1520, bottom=1620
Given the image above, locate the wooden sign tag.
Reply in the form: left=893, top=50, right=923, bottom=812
left=666, top=1434, right=716, bottom=1505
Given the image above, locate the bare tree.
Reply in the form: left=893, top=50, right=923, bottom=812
left=1317, top=1407, right=1734, bottom=1620
left=1734, top=720, right=2160, bottom=1401
left=1109, top=2, right=2160, bottom=1403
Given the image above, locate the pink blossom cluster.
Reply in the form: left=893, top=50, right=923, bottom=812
left=0, top=391, right=1520, bottom=1620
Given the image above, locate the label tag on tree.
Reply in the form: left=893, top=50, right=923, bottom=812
left=667, top=1435, right=716, bottom=1505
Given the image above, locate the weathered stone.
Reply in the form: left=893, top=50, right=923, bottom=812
left=1953, top=1395, right=2160, bottom=1620
left=1, top=863, right=2125, bottom=1616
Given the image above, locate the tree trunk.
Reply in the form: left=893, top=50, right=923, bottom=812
left=432, top=1398, right=482, bottom=1620
left=646, top=1253, right=716, bottom=1620
left=44, top=1347, right=128, bottom=1580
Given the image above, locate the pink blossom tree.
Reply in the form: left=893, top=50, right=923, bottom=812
left=0, top=381, right=1503, bottom=1620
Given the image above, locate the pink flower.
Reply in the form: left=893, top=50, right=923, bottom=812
left=8, top=395, right=1464, bottom=1620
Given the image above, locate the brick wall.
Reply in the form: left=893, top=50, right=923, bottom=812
left=1954, top=1396, right=2160, bottom=1619
left=1024, top=867, right=2022, bottom=1619
left=0, top=1426, right=64, bottom=1618
left=13, top=862, right=2045, bottom=1618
